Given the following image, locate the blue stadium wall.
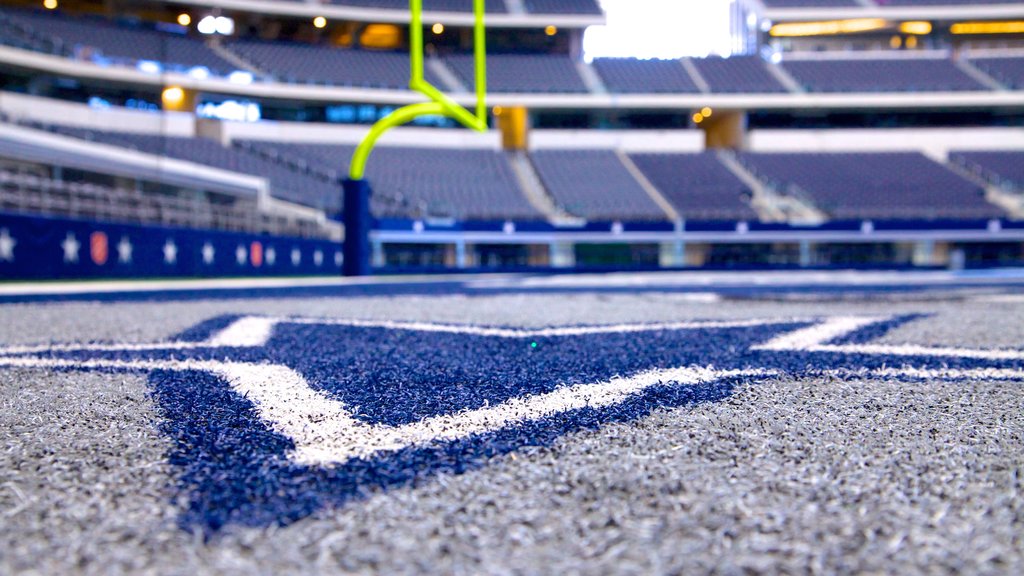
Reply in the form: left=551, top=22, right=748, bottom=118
left=0, top=212, right=342, bottom=279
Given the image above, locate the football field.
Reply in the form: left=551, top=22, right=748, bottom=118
left=1, top=271, right=1022, bottom=575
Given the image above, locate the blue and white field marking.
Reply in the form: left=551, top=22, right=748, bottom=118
left=0, top=314, right=1021, bottom=531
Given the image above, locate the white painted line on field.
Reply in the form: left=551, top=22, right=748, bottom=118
left=3, top=313, right=1024, bottom=468
left=754, top=315, right=1024, bottom=361
left=974, top=294, right=1024, bottom=303
left=832, top=367, right=1024, bottom=380
left=753, top=316, right=886, bottom=351
left=280, top=316, right=804, bottom=339
left=0, top=353, right=767, bottom=465
left=207, top=316, right=278, bottom=347
left=0, top=316, right=805, bottom=357
left=0, top=340, right=212, bottom=356
left=220, top=363, right=770, bottom=466
left=0, top=274, right=486, bottom=297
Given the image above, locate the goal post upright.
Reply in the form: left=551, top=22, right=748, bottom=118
left=342, top=0, right=488, bottom=276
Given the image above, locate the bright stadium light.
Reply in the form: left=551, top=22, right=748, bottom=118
left=899, top=21, right=932, bottom=35
left=197, top=15, right=217, bottom=35
left=161, top=86, right=186, bottom=107
left=197, top=14, right=235, bottom=35
left=136, top=60, right=162, bottom=74
left=228, top=71, right=254, bottom=84
left=545, top=25, right=558, bottom=36
left=177, top=13, right=191, bottom=27
left=42, top=0, right=57, bottom=10
left=950, top=20, right=1024, bottom=35
left=215, top=16, right=235, bottom=35
left=314, top=16, right=327, bottom=29
left=432, top=22, right=444, bottom=34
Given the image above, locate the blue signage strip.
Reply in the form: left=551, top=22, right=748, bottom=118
left=0, top=212, right=343, bottom=280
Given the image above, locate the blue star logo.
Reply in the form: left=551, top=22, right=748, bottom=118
left=0, top=314, right=1021, bottom=532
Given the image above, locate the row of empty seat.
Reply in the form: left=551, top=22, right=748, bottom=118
left=34, top=124, right=342, bottom=211
left=952, top=151, right=1024, bottom=191
left=0, top=169, right=299, bottom=234
left=1, top=7, right=235, bottom=75
left=11, top=119, right=1021, bottom=223
left=737, top=152, right=1000, bottom=221
left=3, top=7, right=1022, bottom=94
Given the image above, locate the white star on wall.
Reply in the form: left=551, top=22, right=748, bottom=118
left=163, top=239, right=178, bottom=265
left=202, top=242, right=215, bottom=265
left=236, top=245, right=248, bottom=266
left=313, top=250, right=323, bottom=267
left=334, top=251, right=343, bottom=267
left=62, top=232, right=80, bottom=263
left=291, top=248, right=301, bottom=267
left=0, top=228, right=16, bottom=262
left=117, top=236, right=133, bottom=264
left=265, top=246, right=276, bottom=266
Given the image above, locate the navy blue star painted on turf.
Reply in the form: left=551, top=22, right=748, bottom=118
left=0, top=313, right=1021, bottom=533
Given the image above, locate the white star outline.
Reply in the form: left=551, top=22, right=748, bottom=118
left=116, top=237, right=133, bottom=264
left=61, top=232, right=80, bottom=263
left=0, top=315, right=1021, bottom=468
left=163, top=240, right=178, bottom=265
left=201, top=242, right=215, bottom=265
left=0, top=228, right=16, bottom=262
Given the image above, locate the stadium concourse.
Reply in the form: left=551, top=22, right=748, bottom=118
left=0, top=0, right=1024, bottom=573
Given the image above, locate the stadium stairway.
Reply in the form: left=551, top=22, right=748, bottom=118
left=763, top=63, right=805, bottom=94
left=943, top=156, right=1024, bottom=219
left=953, top=58, right=1009, bottom=92
left=207, top=38, right=268, bottom=79
left=716, top=150, right=824, bottom=223
left=428, top=56, right=469, bottom=93
left=505, top=150, right=581, bottom=224
left=614, top=151, right=680, bottom=221
left=678, top=59, right=711, bottom=94
left=576, top=61, right=609, bottom=94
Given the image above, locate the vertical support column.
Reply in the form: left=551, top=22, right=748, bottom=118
left=455, top=240, right=467, bottom=269
left=799, top=241, right=812, bottom=267
left=700, top=109, right=747, bottom=150
left=342, top=179, right=373, bottom=276
left=913, top=240, right=936, bottom=267
left=671, top=219, right=686, bottom=267
left=497, top=106, right=529, bottom=150
left=372, top=240, right=385, bottom=268
left=549, top=242, right=575, bottom=268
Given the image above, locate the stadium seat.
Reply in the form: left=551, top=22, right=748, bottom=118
left=444, top=54, right=590, bottom=93
left=0, top=6, right=236, bottom=75
left=530, top=149, right=668, bottom=221
left=781, top=57, right=985, bottom=92
left=951, top=151, right=1024, bottom=191
left=690, top=56, right=788, bottom=93
left=736, top=152, right=1002, bottom=220
left=967, top=56, right=1024, bottom=90
left=629, top=152, right=758, bottom=221
left=592, top=58, right=701, bottom=94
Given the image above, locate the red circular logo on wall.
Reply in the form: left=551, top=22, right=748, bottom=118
left=90, top=232, right=108, bottom=265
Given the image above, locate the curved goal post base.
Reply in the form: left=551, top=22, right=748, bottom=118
left=342, top=178, right=373, bottom=277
